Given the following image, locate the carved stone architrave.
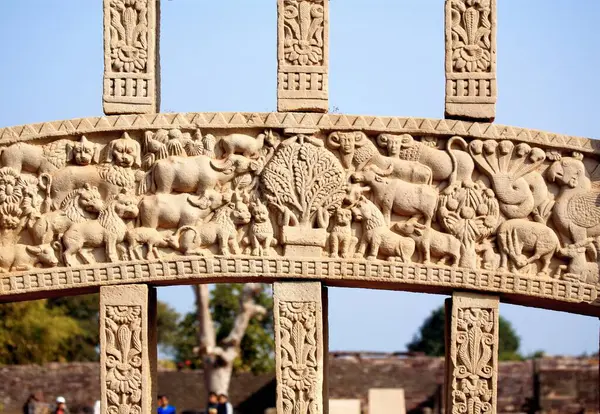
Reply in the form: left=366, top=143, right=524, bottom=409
left=100, top=284, right=157, bottom=414
left=278, top=0, right=329, bottom=113
left=446, top=292, right=499, bottom=414
left=445, top=0, right=496, bottom=121
left=274, top=282, right=328, bottom=414
left=103, top=0, right=160, bottom=114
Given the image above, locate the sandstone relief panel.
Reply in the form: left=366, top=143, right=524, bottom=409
left=103, top=0, right=160, bottom=114
left=278, top=0, right=329, bottom=112
left=0, top=126, right=599, bottom=293
left=445, top=0, right=496, bottom=121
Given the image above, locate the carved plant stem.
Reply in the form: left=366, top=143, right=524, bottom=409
left=193, top=283, right=266, bottom=395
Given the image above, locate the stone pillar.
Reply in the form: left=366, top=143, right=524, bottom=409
left=445, top=0, right=496, bottom=121
left=277, top=0, right=329, bottom=113
left=445, top=292, right=499, bottom=414
left=103, top=0, right=160, bottom=114
left=274, top=282, right=328, bottom=414
left=100, top=284, right=157, bottom=414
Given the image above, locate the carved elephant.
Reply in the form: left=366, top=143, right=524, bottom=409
left=497, top=219, right=559, bottom=276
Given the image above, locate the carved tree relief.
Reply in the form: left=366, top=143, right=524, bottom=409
left=0, top=126, right=596, bottom=292
left=261, top=135, right=345, bottom=253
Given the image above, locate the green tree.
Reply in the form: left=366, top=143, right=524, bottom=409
left=156, top=300, right=181, bottom=355
left=0, top=294, right=181, bottom=365
left=47, top=294, right=100, bottom=361
left=407, top=305, right=521, bottom=361
left=210, top=284, right=274, bottom=373
left=172, top=284, right=274, bottom=374
left=0, top=300, right=81, bottom=365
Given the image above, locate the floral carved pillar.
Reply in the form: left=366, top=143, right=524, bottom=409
left=274, top=281, right=329, bottom=414
left=446, top=292, right=499, bottom=414
left=277, top=0, right=329, bottom=113
left=100, top=284, right=157, bottom=414
left=445, top=0, right=496, bottom=121
left=103, top=0, right=160, bottom=114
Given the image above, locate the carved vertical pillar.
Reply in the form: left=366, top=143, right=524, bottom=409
left=100, top=284, right=157, bottom=414
left=274, top=282, right=328, bottom=414
left=445, top=0, right=496, bottom=121
left=103, top=0, right=160, bottom=114
left=446, top=292, right=499, bottom=414
left=277, top=0, right=329, bottom=113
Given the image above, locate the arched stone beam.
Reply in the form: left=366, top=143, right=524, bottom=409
left=0, top=112, right=598, bottom=318
left=0, top=256, right=598, bottom=316
left=0, top=112, right=598, bottom=154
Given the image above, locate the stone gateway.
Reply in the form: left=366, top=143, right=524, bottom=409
left=0, top=1, right=598, bottom=414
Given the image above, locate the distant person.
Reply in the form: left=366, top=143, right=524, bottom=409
left=23, top=394, right=38, bottom=414
left=157, top=395, right=175, bottom=414
left=53, top=397, right=69, bottom=414
left=93, top=401, right=100, bottom=414
left=217, top=395, right=232, bottom=414
left=206, top=392, right=219, bottom=414
left=24, top=392, right=49, bottom=414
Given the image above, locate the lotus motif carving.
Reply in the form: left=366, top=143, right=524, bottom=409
left=450, top=0, right=492, bottom=73
left=283, top=0, right=325, bottom=66
left=109, top=0, right=148, bottom=73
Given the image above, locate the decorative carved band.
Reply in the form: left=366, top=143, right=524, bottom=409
left=1, top=256, right=597, bottom=314
left=104, top=305, right=143, bottom=414
left=278, top=0, right=329, bottom=112
left=0, top=118, right=599, bottom=319
left=445, top=0, right=497, bottom=121
left=0, top=113, right=596, bottom=154
left=103, top=0, right=160, bottom=114
left=447, top=293, right=499, bottom=414
left=100, top=285, right=156, bottom=414
left=274, top=282, right=326, bottom=414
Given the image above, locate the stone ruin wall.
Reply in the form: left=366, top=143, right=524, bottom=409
left=0, top=358, right=596, bottom=414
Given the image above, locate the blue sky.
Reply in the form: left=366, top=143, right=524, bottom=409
left=0, top=1, right=599, bottom=356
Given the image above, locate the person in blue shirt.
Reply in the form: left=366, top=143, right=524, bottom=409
left=157, top=395, right=175, bottom=414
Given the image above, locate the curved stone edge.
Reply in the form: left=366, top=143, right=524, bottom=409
left=0, top=112, right=598, bottom=154
left=0, top=256, right=597, bottom=316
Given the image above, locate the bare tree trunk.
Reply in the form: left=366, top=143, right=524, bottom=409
left=193, top=283, right=266, bottom=396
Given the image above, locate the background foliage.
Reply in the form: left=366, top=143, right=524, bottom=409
left=0, top=285, right=274, bottom=373
left=407, top=305, right=521, bottom=361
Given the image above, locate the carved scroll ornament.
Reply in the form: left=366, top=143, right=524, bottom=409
left=448, top=293, right=499, bottom=414
left=104, top=305, right=143, bottom=414
left=0, top=118, right=599, bottom=312
left=103, top=0, right=159, bottom=114
left=278, top=0, right=329, bottom=112
left=445, top=0, right=497, bottom=120
left=277, top=301, right=319, bottom=413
